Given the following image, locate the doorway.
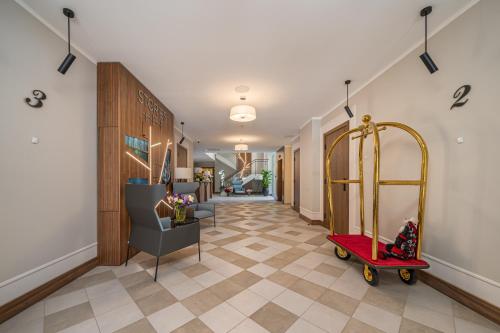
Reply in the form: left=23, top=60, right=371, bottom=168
left=277, top=158, right=283, bottom=202
left=323, top=121, right=349, bottom=233
left=177, top=144, right=187, bottom=168
left=293, top=149, right=300, bottom=212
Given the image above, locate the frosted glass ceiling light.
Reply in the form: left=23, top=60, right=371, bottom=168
left=230, top=97, right=256, bottom=122
left=234, top=143, right=248, bottom=151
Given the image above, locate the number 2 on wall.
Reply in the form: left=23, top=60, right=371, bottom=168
left=450, top=85, right=471, bottom=110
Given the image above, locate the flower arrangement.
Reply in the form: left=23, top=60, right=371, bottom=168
left=167, top=193, right=194, bottom=222
left=224, top=186, right=233, bottom=196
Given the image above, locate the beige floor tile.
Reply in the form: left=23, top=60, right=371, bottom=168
left=126, top=279, right=165, bottom=301
left=90, top=289, right=134, bottom=316
left=228, top=270, right=263, bottom=288
left=287, top=318, right=327, bottom=333
left=249, top=279, right=286, bottom=300
left=148, top=302, right=195, bottom=333
left=454, top=317, right=500, bottom=333
left=44, top=302, right=95, bottom=333
left=403, top=301, right=455, bottom=333
left=247, top=243, right=268, bottom=251
left=227, top=289, right=268, bottom=316
left=181, top=288, right=224, bottom=316
left=317, top=289, right=359, bottom=316
left=273, top=289, right=314, bottom=316
left=251, top=302, right=298, bottom=333
left=50, top=271, right=116, bottom=298
left=95, top=302, right=144, bottom=333
left=199, top=302, right=246, bottom=332
left=114, top=318, right=156, bottom=333
left=341, top=318, right=385, bottom=333
left=398, top=318, right=443, bottom=333
left=57, top=318, right=100, bottom=333
left=452, top=301, right=500, bottom=331
left=315, top=263, right=346, bottom=277
left=172, top=318, right=214, bottom=333
left=232, top=256, right=259, bottom=269
left=267, top=270, right=300, bottom=288
left=301, top=302, right=350, bottom=333
left=194, top=270, right=226, bottom=288
left=182, top=263, right=210, bottom=278
left=166, top=278, right=204, bottom=300
left=230, top=318, right=270, bottom=333
left=352, top=302, right=402, bottom=333
left=248, top=263, right=278, bottom=277
left=208, top=278, right=246, bottom=300
left=362, top=286, right=407, bottom=315
left=45, top=289, right=88, bottom=315
left=136, top=289, right=177, bottom=316
left=289, top=278, right=327, bottom=300
left=119, top=270, right=152, bottom=288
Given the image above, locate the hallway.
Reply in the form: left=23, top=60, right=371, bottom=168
left=2, top=202, right=498, bottom=333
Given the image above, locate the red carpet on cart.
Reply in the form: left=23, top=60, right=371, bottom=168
left=327, top=234, right=429, bottom=268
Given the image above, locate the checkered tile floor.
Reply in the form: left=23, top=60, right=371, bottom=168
left=2, top=202, right=499, bottom=333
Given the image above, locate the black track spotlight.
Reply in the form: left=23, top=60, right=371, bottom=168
left=420, top=6, right=438, bottom=74
left=58, top=8, right=76, bottom=74
left=179, top=121, right=185, bottom=144
left=344, top=80, right=354, bottom=118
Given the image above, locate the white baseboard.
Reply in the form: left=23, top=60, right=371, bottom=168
left=300, top=207, right=322, bottom=221
left=352, top=227, right=500, bottom=307
left=0, top=243, right=97, bottom=305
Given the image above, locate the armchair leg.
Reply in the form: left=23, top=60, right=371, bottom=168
left=154, top=257, right=160, bottom=282
left=213, top=215, right=216, bottom=228
left=198, top=241, right=201, bottom=261
left=125, top=242, right=130, bottom=266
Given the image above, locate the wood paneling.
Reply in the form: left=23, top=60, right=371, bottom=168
left=0, top=258, right=98, bottom=324
left=177, top=144, right=188, bottom=168
left=98, top=63, right=174, bottom=265
left=418, top=271, right=500, bottom=325
left=324, top=122, right=349, bottom=232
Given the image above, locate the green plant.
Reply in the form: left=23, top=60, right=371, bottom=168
left=261, top=169, right=272, bottom=189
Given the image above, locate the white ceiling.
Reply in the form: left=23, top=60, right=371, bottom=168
left=19, top=0, right=473, bottom=153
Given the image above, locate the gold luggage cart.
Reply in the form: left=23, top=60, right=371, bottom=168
left=326, top=115, right=429, bottom=286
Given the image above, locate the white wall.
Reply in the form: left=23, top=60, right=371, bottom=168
left=299, top=0, right=500, bottom=305
left=0, top=1, right=97, bottom=304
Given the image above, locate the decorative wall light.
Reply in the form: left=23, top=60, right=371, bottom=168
left=179, top=121, right=185, bottom=144
left=419, top=6, right=438, bottom=74
left=230, top=97, right=256, bottom=122
left=344, top=80, right=354, bottom=118
left=58, top=8, right=76, bottom=74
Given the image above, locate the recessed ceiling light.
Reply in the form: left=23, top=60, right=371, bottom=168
left=235, top=85, right=250, bottom=93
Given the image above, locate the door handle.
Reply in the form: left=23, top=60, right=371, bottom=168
left=343, top=178, right=347, bottom=191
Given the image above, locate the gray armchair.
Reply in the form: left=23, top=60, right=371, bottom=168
left=173, top=182, right=216, bottom=227
left=125, top=184, right=200, bottom=281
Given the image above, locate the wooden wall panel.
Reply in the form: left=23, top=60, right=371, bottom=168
left=98, top=62, right=174, bottom=265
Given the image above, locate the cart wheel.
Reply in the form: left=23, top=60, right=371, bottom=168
left=398, top=269, right=417, bottom=285
left=334, top=246, right=351, bottom=261
left=363, top=264, right=379, bottom=286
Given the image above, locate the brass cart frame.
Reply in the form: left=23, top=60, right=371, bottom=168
left=326, top=114, right=429, bottom=285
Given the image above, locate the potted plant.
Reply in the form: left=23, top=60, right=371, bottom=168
left=224, top=186, right=233, bottom=196
left=261, top=170, right=272, bottom=196
left=167, top=193, right=194, bottom=222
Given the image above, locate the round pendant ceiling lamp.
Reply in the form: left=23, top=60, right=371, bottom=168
left=230, top=105, right=256, bottom=122
left=230, top=96, right=256, bottom=122
left=234, top=143, right=248, bottom=151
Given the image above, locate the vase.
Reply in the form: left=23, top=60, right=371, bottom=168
left=175, top=206, right=187, bottom=222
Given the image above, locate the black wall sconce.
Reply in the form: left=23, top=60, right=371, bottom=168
left=344, top=80, right=353, bottom=118
left=420, top=6, right=438, bottom=74
left=179, top=122, right=185, bottom=144
left=58, top=8, right=76, bottom=74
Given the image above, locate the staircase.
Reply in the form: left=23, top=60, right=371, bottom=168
left=224, top=159, right=268, bottom=194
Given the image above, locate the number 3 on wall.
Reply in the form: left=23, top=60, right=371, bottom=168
left=25, top=90, right=47, bottom=108
left=450, top=85, right=471, bottom=110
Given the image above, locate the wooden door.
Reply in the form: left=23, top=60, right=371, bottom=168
left=277, top=159, right=283, bottom=202
left=177, top=144, right=187, bottom=168
left=293, top=149, right=300, bottom=212
left=324, top=122, right=349, bottom=233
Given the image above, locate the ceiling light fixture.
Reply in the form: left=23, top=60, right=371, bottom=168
left=235, top=139, right=248, bottom=151
left=179, top=121, right=185, bottom=144
left=230, top=97, right=256, bottom=122
left=419, top=6, right=439, bottom=74
left=58, top=8, right=76, bottom=74
left=344, top=80, right=354, bottom=118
